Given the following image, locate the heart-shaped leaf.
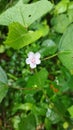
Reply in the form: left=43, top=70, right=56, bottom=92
left=0, top=0, right=53, bottom=27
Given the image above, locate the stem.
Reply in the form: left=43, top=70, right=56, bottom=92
left=42, top=53, right=58, bottom=61
left=7, top=73, right=17, bottom=80
left=8, top=83, right=41, bottom=91
left=42, top=50, right=71, bottom=61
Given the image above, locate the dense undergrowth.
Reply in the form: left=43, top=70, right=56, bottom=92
left=0, top=0, right=73, bottom=130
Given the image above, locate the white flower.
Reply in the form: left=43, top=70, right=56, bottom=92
left=26, top=52, right=41, bottom=69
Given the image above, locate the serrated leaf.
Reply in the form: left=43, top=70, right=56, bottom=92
left=0, top=66, right=8, bottom=103
left=4, top=22, right=44, bottom=49
left=0, top=0, right=53, bottom=27
left=58, top=24, right=73, bottom=72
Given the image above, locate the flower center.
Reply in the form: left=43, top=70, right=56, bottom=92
left=31, top=57, right=36, bottom=64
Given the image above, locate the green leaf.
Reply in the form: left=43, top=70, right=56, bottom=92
left=23, top=0, right=30, bottom=4
left=0, top=0, right=53, bottom=27
left=0, top=0, right=8, bottom=14
left=67, top=9, right=73, bottom=23
left=46, top=108, right=60, bottom=124
left=0, top=45, right=5, bottom=53
left=52, top=96, right=66, bottom=115
left=0, top=66, right=8, bottom=103
left=27, top=68, right=48, bottom=88
left=51, top=14, right=71, bottom=33
left=58, top=24, right=73, bottom=72
left=54, top=0, right=69, bottom=14
left=39, top=39, right=57, bottom=57
left=45, top=118, right=52, bottom=130
left=0, top=83, right=8, bottom=103
left=19, top=113, right=36, bottom=130
left=12, top=103, right=34, bottom=114
left=4, top=22, right=45, bottom=49
left=24, top=68, right=48, bottom=94
left=68, top=105, right=73, bottom=118
left=0, top=66, right=8, bottom=84
left=68, top=2, right=73, bottom=10
left=32, top=103, right=47, bottom=116
left=12, top=116, right=20, bottom=130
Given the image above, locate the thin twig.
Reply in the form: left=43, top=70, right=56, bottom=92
left=42, top=50, right=71, bottom=61
left=42, top=53, right=57, bottom=61
left=8, top=84, right=41, bottom=91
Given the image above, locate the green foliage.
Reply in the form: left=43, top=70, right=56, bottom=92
left=51, top=14, right=71, bottom=33
left=19, top=113, right=36, bottom=130
left=40, top=39, right=57, bottom=56
left=54, top=0, right=69, bottom=14
left=26, top=68, right=48, bottom=88
left=0, top=66, right=8, bottom=84
left=0, top=0, right=73, bottom=130
left=0, top=66, right=8, bottom=103
left=0, top=0, right=53, bottom=27
left=58, top=24, right=73, bottom=72
left=46, top=108, right=60, bottom=124
left=68, top=105, right=73, bottom=118
left=4, top=22, right=44, bottom=49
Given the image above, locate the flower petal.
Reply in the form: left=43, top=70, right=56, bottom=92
left=26, top=51, right=41, bottom=69
left=36, top=59, right=41, bottom=64
left=30, top=63, right=36, bottom=69
left=28, top=52, right=34, bottom=58
left=35, top=52, right=41, bottom=59
left=26, top=58, right=30, bottom=64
